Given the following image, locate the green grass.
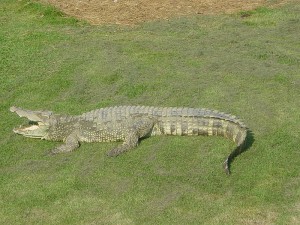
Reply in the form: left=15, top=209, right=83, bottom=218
left=1, top=0, right=300, bottom=224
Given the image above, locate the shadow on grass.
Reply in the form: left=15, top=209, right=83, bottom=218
left=225, top=129, right=255, bottom=175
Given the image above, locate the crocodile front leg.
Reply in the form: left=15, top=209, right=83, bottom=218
left=50, top=132, right=80, bottom=154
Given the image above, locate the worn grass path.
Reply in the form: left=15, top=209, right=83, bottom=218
left=1, top=0, right=299, bottom=224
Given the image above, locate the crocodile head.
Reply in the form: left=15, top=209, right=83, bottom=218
left=10, top=106, right=53, bottom=139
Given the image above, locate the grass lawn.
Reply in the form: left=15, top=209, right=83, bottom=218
left=1, top=0, right=299, bottom=224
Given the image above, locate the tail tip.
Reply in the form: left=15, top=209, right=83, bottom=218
left=224, top=158, right=231, bottom=175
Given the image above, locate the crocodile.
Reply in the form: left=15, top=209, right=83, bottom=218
left=10, top=105, right=248, bottom=174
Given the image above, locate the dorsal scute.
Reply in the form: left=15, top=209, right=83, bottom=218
left=80, top=106, right=247, bottom=128
left=202, top=110, right=247, bottom=128
left=170, top=106, right=246, bottom=129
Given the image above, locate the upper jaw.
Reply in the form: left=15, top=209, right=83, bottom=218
left=10, top=106, right=52, bottom=123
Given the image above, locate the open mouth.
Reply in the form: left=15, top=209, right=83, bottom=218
left=14, top=122, right=40, bottom=132
left=10, top=106, right=52, bottom=138
left=29, top=121, right=39, bottom=125
left=13, top=122, right=40, bottom=132
left=13, top=120, right=49, bottom=138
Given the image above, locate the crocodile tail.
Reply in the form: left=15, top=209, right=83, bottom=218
left=221, top=120, right=248, bottom=175
left=150, top=107, right=248, bottom=174
left=182, top=115, right=248, bottom=175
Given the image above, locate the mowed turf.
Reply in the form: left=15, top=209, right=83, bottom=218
left=0, top=1, right=299, bottom=224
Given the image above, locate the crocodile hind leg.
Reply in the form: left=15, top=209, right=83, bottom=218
left=107, top=130, right=139, bottom=156
left=50, top=132, right=80, bottom=154
left=107, top=118, right=155, bottom=157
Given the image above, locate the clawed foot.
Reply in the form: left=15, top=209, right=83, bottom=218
left=45, top=145, right=68, bottom=156
left=107, top=148, right=122, bottom=157
left=45, top=149, right=58, bottom=156
left=107, top=144, right=132, bottom=157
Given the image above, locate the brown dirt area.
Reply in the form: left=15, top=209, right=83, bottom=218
left=40, top=0, right=290, bottom=25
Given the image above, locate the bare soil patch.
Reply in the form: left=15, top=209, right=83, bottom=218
left=40, top=0, right=289, bottom=25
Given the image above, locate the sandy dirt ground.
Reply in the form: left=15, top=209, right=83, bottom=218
left=40, top=0, right=290, bottom=25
